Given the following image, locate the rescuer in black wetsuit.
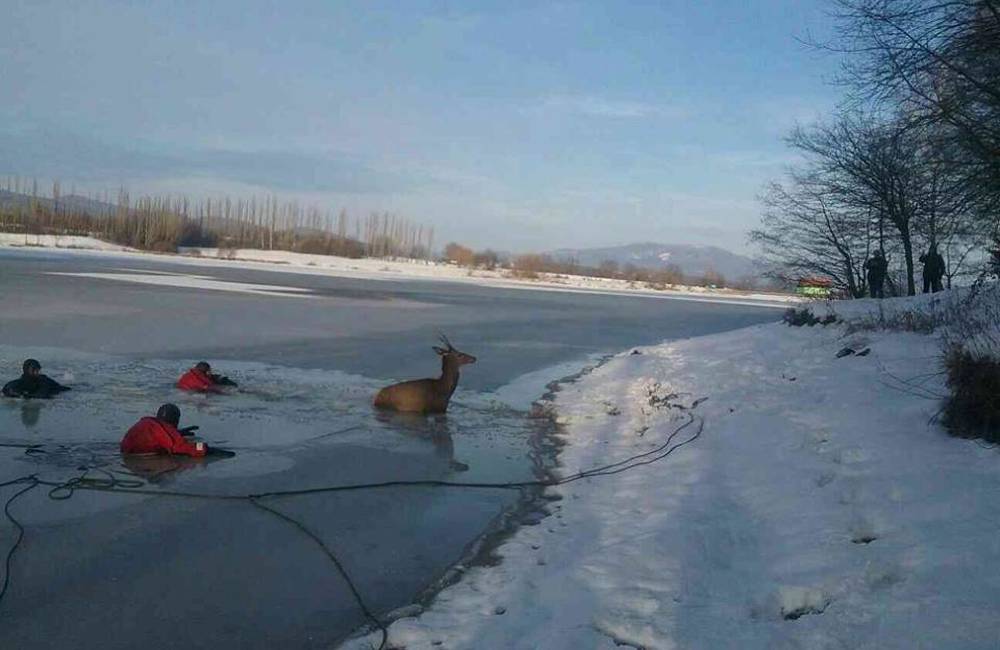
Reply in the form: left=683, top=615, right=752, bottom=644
left=1, top=359, right=72, bottom=398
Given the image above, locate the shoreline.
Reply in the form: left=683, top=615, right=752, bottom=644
left=341, top=293, right=1000, bottom=649
left=339, top=355, right=612, bottom=645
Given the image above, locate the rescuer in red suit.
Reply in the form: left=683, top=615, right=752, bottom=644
left=176, top=361, right=238, bottom=393
left=120, top=403, right=208, bottom=457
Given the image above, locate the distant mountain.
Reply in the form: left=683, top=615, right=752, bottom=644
left=548, top=242, right=757, bottom=280
left=0, top=190, right=115, bottom=215
left=56, top=194, right=116, bottom=215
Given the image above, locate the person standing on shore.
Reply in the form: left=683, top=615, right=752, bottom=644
left=920, top=243, right=946, bottom=293
left=865, top=250, right=888, bottom=299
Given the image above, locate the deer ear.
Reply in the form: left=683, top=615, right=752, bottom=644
left=432, top=346, right=448, bottom=355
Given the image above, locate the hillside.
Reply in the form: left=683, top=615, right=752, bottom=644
left=0, top=189, right=115, bottom=216
left=549, top=242, right=756, bottom=280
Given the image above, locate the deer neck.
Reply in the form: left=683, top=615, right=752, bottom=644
left=439, top=356, right=461, bottom=397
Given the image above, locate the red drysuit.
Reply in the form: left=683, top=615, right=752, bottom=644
left=120, top=416, right=206, bottom=457
left=177, top=367, right=221, bottom=392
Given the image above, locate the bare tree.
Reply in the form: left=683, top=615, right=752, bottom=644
left=787, top=113, right=931, bottom=293
left=832, top=0, right=1000, bottom=230
left=0, top=181, right=437, bottom=261
left=752, top=170, right=874, bottom=297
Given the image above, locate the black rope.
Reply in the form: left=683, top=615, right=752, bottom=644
left=46, top=467, right=143, bottom=501
left=0, top=476, right=39, bottom=605
left=0, top=404, right=707, bottom=649
left=37, top=411, right=704, bottom=502
left=875, top=357, right=947, bottom=401
left=249, top=498, right=389, bottom=650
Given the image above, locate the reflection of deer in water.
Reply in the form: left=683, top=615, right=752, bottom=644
left=373, top=334, right=477, bottom=414
left=374, top=409, right=469, bottom=471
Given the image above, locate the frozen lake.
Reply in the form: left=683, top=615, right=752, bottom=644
left=0, top=248, right=779, bottom=648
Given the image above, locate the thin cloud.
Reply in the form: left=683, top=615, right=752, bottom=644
left=529, top=95, right=683, bottom=120
left=708, top=150, right=805, bottom=170
left=0, top=127, right=424, bottom=195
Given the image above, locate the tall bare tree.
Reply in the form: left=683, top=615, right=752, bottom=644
left=833, top=0, right=1000, bottom=227
left=752, top=168, right=875, bottom=297
left=787, top=113, right=930, bottom=293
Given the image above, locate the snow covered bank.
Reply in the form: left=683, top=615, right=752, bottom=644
left=179, top=246, right=796, bottom=307
left=814, top=285, right=1000, bottom=362
left=0, top=232, right=133, bottom=251
left=0, top=235, right=795, bottom=307
left=343, top=305, right=1000, bottom=649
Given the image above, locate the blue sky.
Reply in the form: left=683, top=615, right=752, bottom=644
left=0, top=0, right=840, bottom=253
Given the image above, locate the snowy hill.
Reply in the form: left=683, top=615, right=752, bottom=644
left=549, top=242, right=756, bottom=280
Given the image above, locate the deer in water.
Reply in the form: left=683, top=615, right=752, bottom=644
left=373, top=335, right=477, bottom=414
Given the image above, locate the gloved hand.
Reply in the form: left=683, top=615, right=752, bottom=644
left=179, top=425, right=200, bottom=436
left=210, top=373, right=238, bottom=387
left=206, top=446, right=236, bottom=458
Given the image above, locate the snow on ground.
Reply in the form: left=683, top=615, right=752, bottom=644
left=812, top=285, right=1000, bottom=363
left=344, top=293, right=1000, bottom=650
left=178, top=247, right=796, bottom=307
left=0, top=234, right=795, bottom=307
left=803, top=286, right=979, bottom=326
left=0, top=232, right=133, bottom=251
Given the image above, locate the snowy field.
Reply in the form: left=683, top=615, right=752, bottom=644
left=344, top=292, right=1000, bottom=649
left=0, top=234, right=796, bottom=308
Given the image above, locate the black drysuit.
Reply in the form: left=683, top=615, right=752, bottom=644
left=1, top=374, right=72, bottom=398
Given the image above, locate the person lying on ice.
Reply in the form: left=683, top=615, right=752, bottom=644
left=177, top=361, right=238, bottom=393
left=121, top=403, right=209, bottom=457
left=121, top=404, right=236, bottom=459
left=2, top=359, right=72, bottom=398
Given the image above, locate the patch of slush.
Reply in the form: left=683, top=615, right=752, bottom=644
left=0, top=344, right=570, bottom=488
left=0, top=338, right=590, bottom=648
left=481, top=353, right=607, bottom=410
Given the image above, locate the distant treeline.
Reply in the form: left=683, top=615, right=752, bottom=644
left=0, top=177, right=755, bottom=289
left=0, top=177, right=434, bottom=260
left=442, top=242, right=739, bottom=289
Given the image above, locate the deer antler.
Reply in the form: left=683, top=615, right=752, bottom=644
left=438, top=332, right=455, bottom=351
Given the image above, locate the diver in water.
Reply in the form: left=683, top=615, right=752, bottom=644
left=1, top=359, right=72, bottom=399
left=177, top=361, right=238, bottom=393
left=121, top=403, right=208, bottom=457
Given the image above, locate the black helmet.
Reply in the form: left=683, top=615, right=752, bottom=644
left=22, top=359, right=41, bottom=374
left=195, top=361, right=211, bottom=373
left=156, top=403, right=181, bottom=427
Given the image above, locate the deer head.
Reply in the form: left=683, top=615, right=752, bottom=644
left=433, top=334, right=477, bottom=366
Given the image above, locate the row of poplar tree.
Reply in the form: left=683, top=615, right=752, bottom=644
left=0, top=177, right=434, bottom=260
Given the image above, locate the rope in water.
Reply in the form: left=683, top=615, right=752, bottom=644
left=1, top=406, right=705, bottom=650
